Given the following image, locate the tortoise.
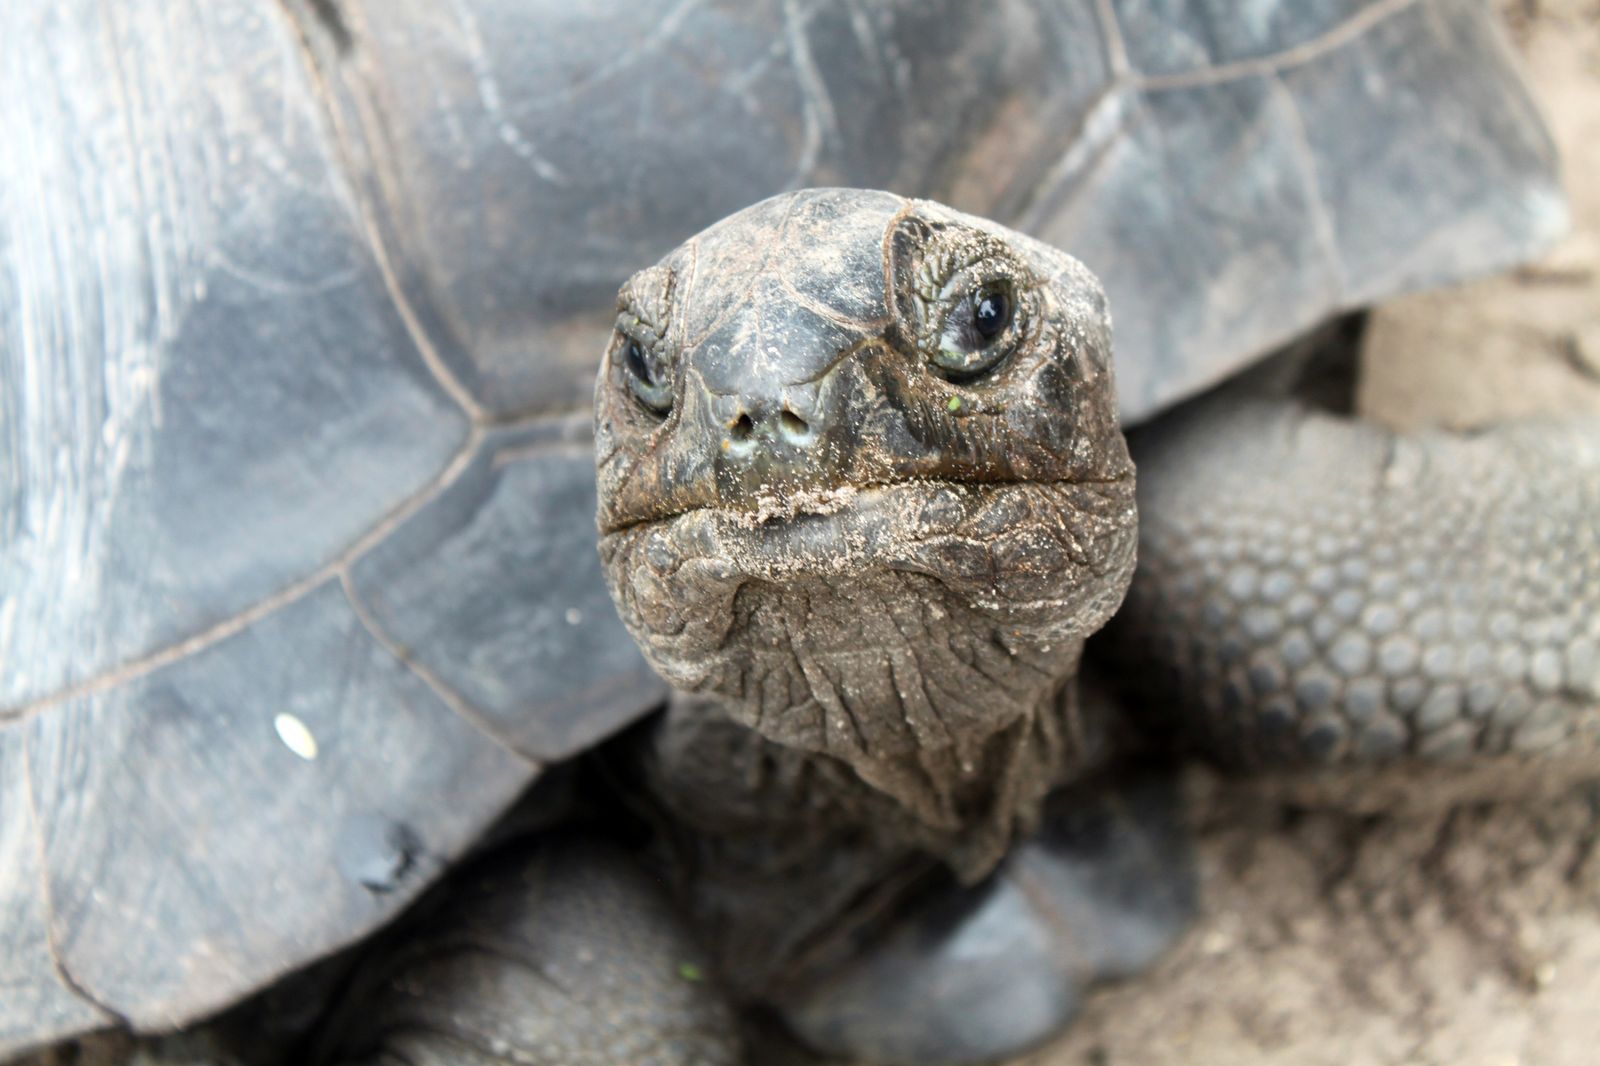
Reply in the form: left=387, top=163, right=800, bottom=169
left=3, top=0, right=1597, bottom=1063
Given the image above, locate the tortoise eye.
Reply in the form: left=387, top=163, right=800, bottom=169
left=973, top=286, right=1011, bottom=342
left=621, top=336, right=672, bottom=415
left=930, top=279, right=1018, bottom=379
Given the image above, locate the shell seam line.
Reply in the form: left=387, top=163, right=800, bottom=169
left=22, top=735, right=127, bottom=1033
left=1094, top=0, right=1131, bottom=77
left=0, top=429, right=484, bottom=725
left=1021, top=0, right=1421, bottom=237
left=781, top=0, right=838, bottom=190
left=337, top=570, right=540, bottom=768
left=1269, top=73, right=1350, bottom=304
left=273, top=0, right=486, bottom=422
left=1133, top=0, right=1422, bottom=91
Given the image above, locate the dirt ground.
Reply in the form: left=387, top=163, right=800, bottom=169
left=1002, top=5, right=1600, bottom=1066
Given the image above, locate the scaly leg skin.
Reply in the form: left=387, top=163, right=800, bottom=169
left=773, top=769, right=1195, bottom=1066
left=1111, top=390, right=1600, bottom=802
left=320, top=835, right=741, bottom=1066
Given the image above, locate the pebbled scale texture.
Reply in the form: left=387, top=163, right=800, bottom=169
left=1111, top=397, right=1600, bottom=770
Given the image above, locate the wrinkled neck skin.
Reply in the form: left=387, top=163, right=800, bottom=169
left=603, top=479, right=1133, bottom=879
left=596, top=190, right=1136, bottom=883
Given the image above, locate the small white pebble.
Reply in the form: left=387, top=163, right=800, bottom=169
left=565, top=608, right=583, bottom=626
left=274, top=713, right=319, bottom=761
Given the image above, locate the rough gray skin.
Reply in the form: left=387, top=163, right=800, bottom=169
left=593, top=192, right=1150, bottom=1040
left=0, top=0, right=1577, bottom=1062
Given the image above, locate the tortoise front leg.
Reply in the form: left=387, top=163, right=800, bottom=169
left=1111, top=388, right=1600, bottom=782
left=772, top=766, right=1194, bottom=1066
left=632, top=688, right=1194, bottom=1066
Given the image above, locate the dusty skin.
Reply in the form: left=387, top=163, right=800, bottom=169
left=1011, top=5, right=1600, bottom=1066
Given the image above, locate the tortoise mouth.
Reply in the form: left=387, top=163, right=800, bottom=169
left=597, top=470, right=1139, bottom=767
left=597, top=473, right=1132, bottom=586
left=601, top=476, right=999, bottom=533
left=598, top=472, right=1128, bottom=535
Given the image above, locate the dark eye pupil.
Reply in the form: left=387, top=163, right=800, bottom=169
left=973, top=289, right=1010, bottom=342
left=625, top=339, right=653, bottom=383
left=622, top=335, right=673, bottom=415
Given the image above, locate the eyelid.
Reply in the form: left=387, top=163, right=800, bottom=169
left=614, top=307, right=664, bottom=349
left=616, top=328, right=669, bottom=380
left=890, top=217, right=1035, bottom=381
left=619, top=334, right=673, bottom=416
left=615, top=265, right=675, bottom=343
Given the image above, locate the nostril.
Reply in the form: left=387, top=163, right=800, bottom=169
left=779, top=409, right=811, bottom=440
left=730, top=413, right=754, bottom=440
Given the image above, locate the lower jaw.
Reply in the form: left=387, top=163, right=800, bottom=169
left=599, top=475, right=1135, bottom=774
left=598, top=477, right=1135, bottom=688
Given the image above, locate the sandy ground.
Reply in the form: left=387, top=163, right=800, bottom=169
left=1000, top=4, right=1600, bottom=1065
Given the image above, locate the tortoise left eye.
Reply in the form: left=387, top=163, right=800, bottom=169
left=973, top=286, right=1011, bottom=342
left=930, top=280, right=1018, bottom=379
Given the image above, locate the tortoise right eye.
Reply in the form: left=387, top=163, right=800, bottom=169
left=622, top=336, right=672, bottom=415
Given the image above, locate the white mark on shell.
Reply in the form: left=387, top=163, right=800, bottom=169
left=274, top=713, right=319, bottom=761
left=565, top=608, right=583, bottom=626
